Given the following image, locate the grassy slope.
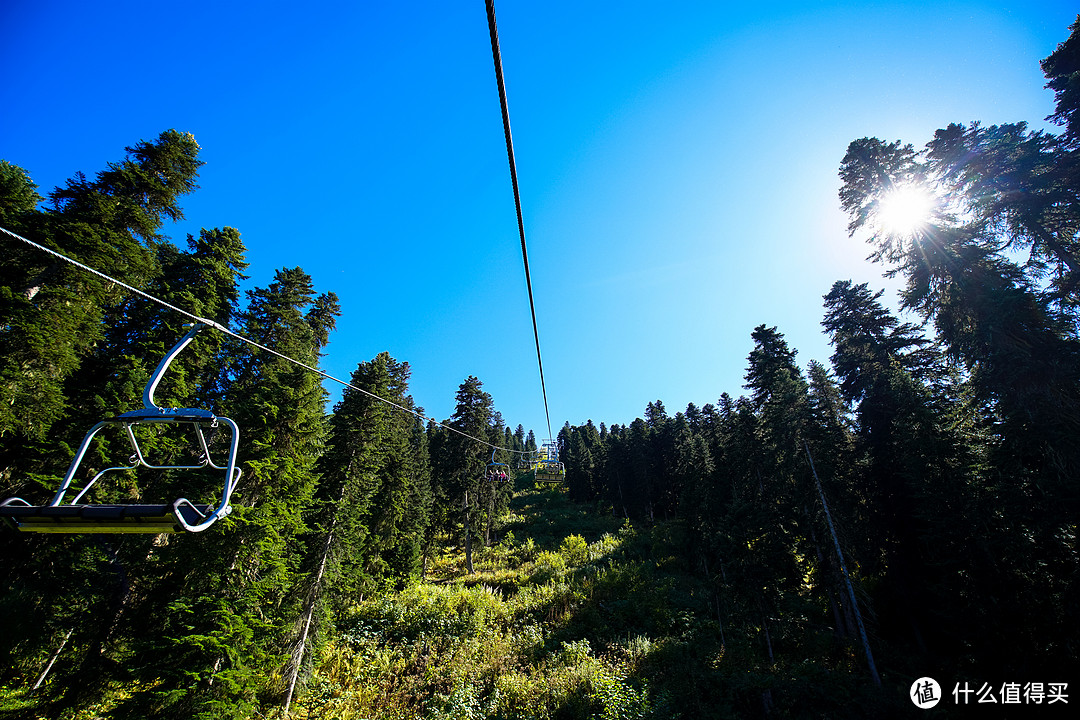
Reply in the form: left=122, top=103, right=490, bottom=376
left=0, top=480, right=904, bottom=719
left=289, top=481, right=899, bottom=720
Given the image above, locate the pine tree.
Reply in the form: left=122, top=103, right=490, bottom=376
left=623, top=418, right=654, bottom=521
left=281, top=352, right=429, bottom=716
left=0, top=134, right=212, bottom=713
left=564, top=420, right=601, bottom=503
left=54, top=228, right=250, bottom=706
left=430, top=376, right=496, bottom=573
left=0, top=131, right=202, bottom=453
left=117, top=267, right=340, bottom=719
left=670, top=412, right=713, bottom=525
left=735, top=325, right=814, bottom=662
left=1043, top=15, right=1080, bottom=147
left=837, top=22, right=1080, bottom=672
left=822, top=280, right=982, bottom=664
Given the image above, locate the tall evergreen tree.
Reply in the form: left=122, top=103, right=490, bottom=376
left=282, top=352, right=429, bottom=715
left=822, top=282, right=955, bottom=656
left=733, top=325, right=813, bottom=662
left=837, top=22, right=1080, bottom=673
left=0, top=130, right=202, bottom=454
left=38, top=228, right=251, bottom=713
left=119, top=267, right=340, bottom=719
left=430, top=376, right=496, bottom=573
left=0, top=134, right=212, bottom=714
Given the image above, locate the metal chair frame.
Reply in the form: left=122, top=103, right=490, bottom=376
left=534, top=440, right=565, bottom=483
left=0, top=323, right=241, bottom=534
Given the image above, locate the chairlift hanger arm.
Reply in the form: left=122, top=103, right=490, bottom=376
left=144, top=322, right=205, bottom=411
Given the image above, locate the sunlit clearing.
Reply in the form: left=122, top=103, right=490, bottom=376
left=878, top=185, right=935, bottom=236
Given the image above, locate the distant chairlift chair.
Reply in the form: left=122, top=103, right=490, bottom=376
left=0, top=323, right=241, bottom=534
left=534, top=440, right=565, bottom=483
left=486, top=450, right=511, bottom=483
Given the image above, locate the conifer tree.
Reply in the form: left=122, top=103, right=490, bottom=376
left=280, top=352, right=428, bottom=716
left=564, top=420, right=602, bottom=503
left=822, top=280, right=980, bottom=663
left=430, top=376, right=495, bottom=573
left=837, top=22, right=1080, bottom=671
left=0, top=134, right=211, bottom=713
left=35, top=228, right=251, bottom=712
left=117, top=267, right=339, bottom=719
left=735, top=326, right=813, bottom=658
left=623, top=418, right=654, bottom=520
left=669, top=412, right=713, bottom=524
left=0, top=130, right=202, bottom=453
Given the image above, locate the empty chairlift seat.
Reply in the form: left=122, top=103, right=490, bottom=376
left=0, top=323, right=242, bottom=534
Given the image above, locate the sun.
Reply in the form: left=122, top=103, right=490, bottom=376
left=877, top=184, right=935, bottom=236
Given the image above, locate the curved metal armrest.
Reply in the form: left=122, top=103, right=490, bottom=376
left=172, top=498, right=231, bottom=532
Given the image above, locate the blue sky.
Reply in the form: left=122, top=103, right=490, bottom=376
left=1, top=1, right=1077, bottom=438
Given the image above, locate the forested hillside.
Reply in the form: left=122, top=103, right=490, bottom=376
left=0, top=129, right=528, bottom=717
left=3, top=15, right=1080, bottom=720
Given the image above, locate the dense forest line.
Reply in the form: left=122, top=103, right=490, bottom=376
left=550, top=17, right=1080, bottom=713
left=2, top=15, right=1079, bottom=719
left=0, top=127, right=534, bottom=717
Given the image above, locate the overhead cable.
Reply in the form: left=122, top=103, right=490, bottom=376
left=1, top=225, right=526, bottom=455
left=484, top=0, right=554, bottom=443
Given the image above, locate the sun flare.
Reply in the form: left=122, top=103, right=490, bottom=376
left=878, top=185, right=935, bottom=236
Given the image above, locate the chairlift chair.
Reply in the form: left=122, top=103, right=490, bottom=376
left=0, top=323, right=241, bottom=534
left=534, top=460, right=565, bottom=483
left=534, top=440, right=564, bottom=483
left=485, top=450, right=511, bottom=483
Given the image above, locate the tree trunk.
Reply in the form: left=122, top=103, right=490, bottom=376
left=716, top=596, right=726, bottom=648
left=806, top=506, right=847, bottom=639
left=207, top=656, right=222, bottom=687
left=761, top=611, right=774, bottom=663
left=32, top=627, right=73, bottom=692
left=615, top=471, right=628, bottom=519
left=22, top=261, right=61, bottom=301
left=485, top=487, right=494, bottom=547
left=464, top=491, right=474, bottom=574
left=282, top=528, right=333, bottom=718
left=761, top=689, right=774, bottom=718
left=805, top=443, right=882, bottom=687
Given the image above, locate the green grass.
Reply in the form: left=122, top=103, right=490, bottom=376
left=2, top=482, right=897, bottom=719
left=279, top=488, right=673, bottom=719
left=280, top=482, right=903, bottom=719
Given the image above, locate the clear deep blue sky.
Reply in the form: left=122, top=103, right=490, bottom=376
left=2, top=1, right=1076, bottom=438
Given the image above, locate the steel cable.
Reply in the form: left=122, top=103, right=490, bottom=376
left=484, top=0, right=555, bottom=443
left=1, top=224, right=526, bottom=454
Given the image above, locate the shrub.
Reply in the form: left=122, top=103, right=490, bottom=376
left=558, top=535, right=589, bottom=566
left=530, top=551, right=567, bottom=584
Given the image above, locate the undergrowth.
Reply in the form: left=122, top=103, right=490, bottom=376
left=279, top=484, right=895, bottom=720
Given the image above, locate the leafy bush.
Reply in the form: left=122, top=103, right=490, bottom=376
left=529, top=551, right=567, bottom=584
left=589, top=673, right=651, bottom=720
left=558, top=535, right=589, bottom=566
